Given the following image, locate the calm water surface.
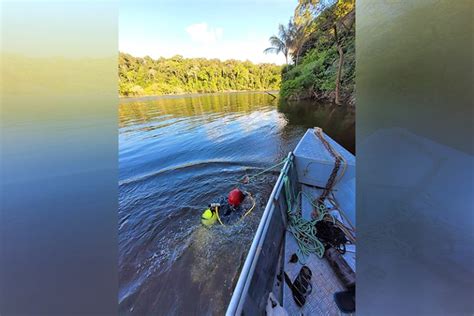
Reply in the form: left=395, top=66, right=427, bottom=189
left=118, top=92, right=354, bottom=315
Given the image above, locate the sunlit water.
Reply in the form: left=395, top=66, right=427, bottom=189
left=118, top=92, right=354, bottom=315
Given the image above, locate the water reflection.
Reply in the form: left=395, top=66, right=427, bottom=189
left=118, top=92, right=354, bottom=315
left=278, top=99, right=355, bottom=153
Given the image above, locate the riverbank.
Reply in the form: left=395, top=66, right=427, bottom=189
left=276, top=1, right=355, bottom=106
left=119, top=53, right=281, bottom=97
left=119, top=90, right=280, bottom=102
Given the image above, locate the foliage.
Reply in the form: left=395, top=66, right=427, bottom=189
left=280, top=46, right=336, bottom=99
left=263, top=22, right=293, bottom=64
left=278, top=0, right=355, bottom=103
left=119, top=53, right=281, bottom=96
left=264, top=19, right=310, bottom=65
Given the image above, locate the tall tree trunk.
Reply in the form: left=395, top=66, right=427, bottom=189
left=333, top=25, right=344, bottom=105
left=335, top=44, right=344, bottom=105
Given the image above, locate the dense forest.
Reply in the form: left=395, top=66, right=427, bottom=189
left=119, top=0, right=355, bottom=105
left=265, top=0, right=355, bottom=105
left=119, top=53, right=281, bottom=96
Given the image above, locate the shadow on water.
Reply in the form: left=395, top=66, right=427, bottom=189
left=278, top=99, right=355, bottom=154
left=118, top=92, right=354, bottom=315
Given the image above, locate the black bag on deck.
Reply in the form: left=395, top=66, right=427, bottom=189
left=315, top=220, right=348, bottom=253
left=315, top=219, right=355, bottom=288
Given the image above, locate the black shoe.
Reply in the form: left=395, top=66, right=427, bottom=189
left=334, top=289, right=355, bottom=313
left=284, top=266, right=312, bottom=307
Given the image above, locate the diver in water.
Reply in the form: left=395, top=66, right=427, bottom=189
left=201, top=188, right=247, bottom=226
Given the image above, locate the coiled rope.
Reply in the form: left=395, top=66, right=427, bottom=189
left=283, top=173, right=329, bottom=262
left=215, top=158, right=288, bottom=227
left=283, top=153, right=354, bottom=263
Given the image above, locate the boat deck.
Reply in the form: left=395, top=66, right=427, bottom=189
left=282, top=179, right=356, bottom=315
left=226, top=129, right=355, bottom=316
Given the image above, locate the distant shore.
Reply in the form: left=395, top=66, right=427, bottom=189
left=119, top=90, right=280, bottom=102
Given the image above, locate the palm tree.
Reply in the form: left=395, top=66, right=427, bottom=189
left=264, top=19, right=308, bottom=65
left=290, top=22, right=309, bottom=65
left=264, top=21, right=294, bottom=64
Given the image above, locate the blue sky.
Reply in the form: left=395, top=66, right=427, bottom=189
left=119, top=0, right=297, bottom=64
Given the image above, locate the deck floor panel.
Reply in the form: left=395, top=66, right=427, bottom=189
left=283, top=231, right=345, bottom=315
left=227, top=129, right=356, bottom=315
left=284, top=188, right=343, bottom=315
left=283, top=182, right=356, bottom=315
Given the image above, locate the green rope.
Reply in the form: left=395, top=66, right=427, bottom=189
left=244, top=158, right=289, bottom=183
left=283, top=170, right=329, bottom=264
left=238, top=156, right=328, bottom=263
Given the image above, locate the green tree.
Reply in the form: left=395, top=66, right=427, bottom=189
left=275, top=0, right=355, bottom=105
left=295, top=0, right=355, bottom=104
left=263, top=21, right=294, bottom=64
left=264, top=19, right=310, bottom=66
left=118, top=53, right=281, bottom=97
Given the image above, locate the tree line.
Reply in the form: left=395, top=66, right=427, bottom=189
left=265, top=0, right=355, bottom=105
left=119, top=53, right=281, bottom=96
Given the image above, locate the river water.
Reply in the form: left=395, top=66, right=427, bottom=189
left=118, top=92, right=354, bottom=315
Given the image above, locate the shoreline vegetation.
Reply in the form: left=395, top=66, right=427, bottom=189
left=119, top=90, right=280, bottom=101
left=265, top=0, right=355, bottom=106
left=119, top=54, right=281, bottom=97
left=118, top=0, right=355, bottom=106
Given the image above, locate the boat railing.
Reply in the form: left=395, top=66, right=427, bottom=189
left=226, top=152, right=297, bottom=315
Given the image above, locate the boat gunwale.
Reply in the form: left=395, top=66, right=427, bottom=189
left=227, top=129, right=357, bottom=315
left=226, top=152, right=293, bottom=316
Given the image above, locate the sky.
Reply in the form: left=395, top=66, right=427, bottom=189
left=119, top=0, right=297, bottom=65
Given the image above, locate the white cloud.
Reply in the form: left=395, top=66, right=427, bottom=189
left=185, top=22, right=223, bottom=44
left=177, top=37, right=286, bottom=65
left=120, top=29, right=286, bottom=65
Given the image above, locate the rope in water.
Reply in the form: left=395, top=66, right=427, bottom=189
left=215, top=206, right=226, bottom=226
left=239, top=192, right=256, bottom=221
left=214, top=159, right=288, bottom=226
left=238, top=192, right=256, bottom=222
left=215, top=192, right=256, bottom=226
left=238, top=158, right=289, bottom=184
